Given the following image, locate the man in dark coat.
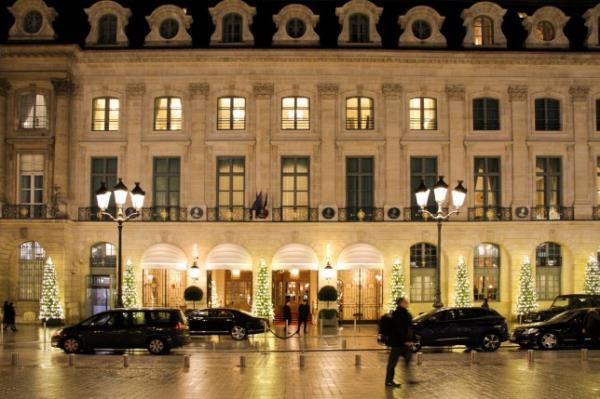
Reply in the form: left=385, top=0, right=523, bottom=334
left=297, top=299, right=310, bottom=335
left=583, top=309, right=600, bottom=347
left=283, top=300, right=292, bottom=335
left=4, top=302, right=17, bottom=332
left=385, top=297, right=414, bottom=388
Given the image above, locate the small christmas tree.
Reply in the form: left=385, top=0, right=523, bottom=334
left=210, top=279, right=221, bottom=308
left=454, top=256, right=472, bottom=307
left=39, top=257, right=64, bottom=321
left=122, top=259, right=137, bottom=308
left=387, top=260, right=405, bottom=311
left=517, top=256, right=538, bottom=318
left=252, top=258, right=274, bottom=319
left=583, top=255, right=600, bottom=295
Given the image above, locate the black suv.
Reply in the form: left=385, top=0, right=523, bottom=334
left=523, top=294, right=600, bottom=323
left=52, top=308, right=191, bottom=355
left=411, top=307, right=508, bottom=352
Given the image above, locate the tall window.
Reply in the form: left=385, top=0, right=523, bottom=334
left=349, top=13, right=369, bottom=43
left=346, top=157, right=374, bottom=221
left=19, top=93, right=48, bottom=129
left=596, top=99, right=600, bottom=131
left=410, top=243, right=437, bottom=303
left=154, top=97, right=182, bottom=131
left=346, top=97, right=374, bottom=130
left=473, top=243, right=500, bottom=301
left=409, top=97, right=437, bottom=130
left=474, top=157, right=501, bottom=209
left=410, top=157, right=437, bottom=218
left=536, top=242, right=561, bottom=300
left=19, top=154, right=44, bottom=218
left=218, top=97, right=246, bottom=130
left=473, top=16, right=493, bottom=46
left=535, top=157, right=562, bottom=213
left=92, top=97, right=120, bottom=131
left=535, top=98, right=560, bottom=131
left=98, top=14, right=117, bottom=45
left=281, top=157, right=310, bottom=221
left=473, top=97, right=499, bottom=130
left=223, top=13, right=242, bottom=43
left=90, top=242, right=116, bottom=268
left=217, top=157, right=245, bottom=220
left=153, top=157, right=180, bottom=212
left=281, top=97, right=310, bottom=130
left=18, top=241, right=46, bottom=301
left=91, top=157, right=117, bottom=207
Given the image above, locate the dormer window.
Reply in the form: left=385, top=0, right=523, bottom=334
left=582, top=4, right=600, bottom=49
left=349, top=13, right=369, bottom=43
left=522, top=6, right=569, bottom=49
left=223, top=13, right=242, bottom=43
left=23, top=10, right=43, bottom=34
left=160, top=18, right=179, bottom=40
left=336, top=0, right=382, bottom=47
left=19, top=93, right=48, bottom=130
left=412, top=20, right=432, bottom=40
left=144, top=5, right=192, bottom=47
left=536, top=21, right=555, bottom=41
left=399, top=6, right=446, bottom=48
left=85, top=1, right=131, bottom=47
left=286, top=18, right=306, bottom=38
left=273, top=4, right=320, bottom=46
left=210, top=0, right=256, bottom=46
left=474, top=16, right=493, bottom=45
left=8, top=0, right=57, bottom=41
left=461, top=2, right=507, bottom=48
left=98, top=14, right=117, bottom=45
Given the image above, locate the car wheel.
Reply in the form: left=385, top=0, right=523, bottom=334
left=230, top=325, right=247, bottom=341
left=62, top=337, right=82, bottom=354
left=411, top=335, right=422, bottom=353
left=147, top=337, right=168, bottom=355
left=538, top=332, right=558, bottom=350
left=480, top=332, right=501, bottom=352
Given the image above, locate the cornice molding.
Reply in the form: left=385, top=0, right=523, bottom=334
left=318, top=83, right=339, bottom=98
left=189, top=83, right=209, bottom=97
left=445, top=84, right=465, bottom=101
left=253, top=83, right=274, bottom=98
left=126, top=83, right=146, bottom=97
left=0, top=79, right=11, bottom=96
left=382, top=83, right=402, bottom=98
left=508, top=85, right=528, bottom=102
left=569, top=85, right=589, bottom=102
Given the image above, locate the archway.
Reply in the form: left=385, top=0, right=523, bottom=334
left=205, top=244, right=253, bottom=311
left=141, top=243, right=187, bottom=307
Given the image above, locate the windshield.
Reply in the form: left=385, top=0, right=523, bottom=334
left=547, top=309, right=579, bottom=323
left=550, top=296, right=570, bottom=308
left=413, top=309, right=439, bottom=322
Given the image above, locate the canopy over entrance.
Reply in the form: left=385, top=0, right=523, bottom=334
left=141, top=243, right=187, bottom=270
left=205, top=243, right=253, bottom=270
left=271, top=243, right=319, bottom=271
left=336, top=243, right=384, bottom=270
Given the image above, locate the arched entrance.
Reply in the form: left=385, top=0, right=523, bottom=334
left=141, top=243, right=187, bottom=307
left=337, top=243, right=384, bottom=322
left=271, top=244, right=318, bottom=320
left=205, top=244, right=253, bottom=311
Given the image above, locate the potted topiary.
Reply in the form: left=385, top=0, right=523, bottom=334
left=317, top=285, right=339, bottom=327
left=184, top=286, right=203, bottom=310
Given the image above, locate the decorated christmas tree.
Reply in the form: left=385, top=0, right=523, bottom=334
left=517, top=256, right=538, bottom=318
left=583, top=255, right=600, bottom=295
left=122, top=259, right=137, bottom=308
left=387, top=260, right=405, bottom=311
left=454, top=256, right=472, bottom=307
left=252, top=258, right=274, bottom=319
left=39, top=257, right=64, bottom=321
left=210, top=279, right=221, bottom=308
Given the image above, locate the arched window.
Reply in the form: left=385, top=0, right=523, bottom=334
left=536, top=242, right=561, bottom=300
left=474, top=16, right=493, bottom=46
left=90, top=242, right=116, bottom=268
left=18, top=241, right=46, bottom=300
left=535, top=21, right=555, bottom=42
left=349, top=13, right=369, bottom=43
left=345, top=97, right=374, bottom=130
left=98, top=14, right=117, bottom=45
left=473, top=243, right=500, bottom=301
left=222, top=13, right=242, bottom=43
left=410, top=243, right=437, bottom=302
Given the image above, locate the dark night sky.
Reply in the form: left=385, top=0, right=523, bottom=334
left=0, top=1, right=598, bottom=50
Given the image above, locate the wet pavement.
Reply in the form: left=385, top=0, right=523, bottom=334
left=1, top=325, right=599, bottom=399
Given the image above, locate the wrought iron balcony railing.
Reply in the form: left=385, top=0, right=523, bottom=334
left=468, top=207, right=512, bottom=221
left=271, top=206, right=318, bottom=222
left=142, top=206, right=187, bottom=222
left=339, top=207, right=384, bottom=222
left=2, top=204, right=47, bottom=219
left=207, top=207, right=251, bottom=222
left=530, top=206, right=574, bottom=221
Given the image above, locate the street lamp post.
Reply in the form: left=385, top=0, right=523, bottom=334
left=96, top=179, right=145, bottom=308
left=415, top=176, right=467, bottom=308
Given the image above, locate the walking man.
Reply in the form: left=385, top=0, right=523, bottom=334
left=583, top=308, right=600, bottom=348
left=385, top=297, right=415, bottom=388
left=297, top=299, right=310, bottom=335
left=4, top=302, right=17, bottom=332
left=283, top=300, right=292, bottom=335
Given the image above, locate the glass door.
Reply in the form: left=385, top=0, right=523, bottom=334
left=338, top=269, right=383, bottom=322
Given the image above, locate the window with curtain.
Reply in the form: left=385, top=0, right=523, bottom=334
left=92, top=97, right=120, bottom=131
left=535, top=98, right=560, bottom=131
left=281, top=157, right=309, bottom=221
left=154, top=97, right=182, bottom=131
left=409, top=97, right=437, bottom=130
left=473, top=157, right=501, bottom=210
left=19, top=93, right=48, bottom=129
left=346, top=157, right=374, bottom=220
left=535, top=21, right=555, bottom=41
left=217, top=97, right=246, bottom=130
left=473, top=243, right=500, bottom=301
left=473, top=16, right=493, bottom=46
left=349, top=13, right=369, bottom=43
left=346, top=97, right=374, bottom=130
left=410, top=243, right=437, bottom=303
left=223, top=13, right=242, bottom=43
left=473, top=97, right=499, bottom=130
left=19, top=154, right=44, bottom=218
left=98, top=14, right=117, bottom=45
left=18, top=241, right=46, bottom=301
left=536, top=242, right=561, bottom=300
left=281, top=97, right=310, bottom=130
left=217, top=157, right=245, bottom=220
left=535, top=157, right=561, bottom=210
left=90, top=242, right=116, bottom=268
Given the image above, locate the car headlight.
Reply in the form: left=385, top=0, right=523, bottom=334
left=524, top=328, right=539, bottom=335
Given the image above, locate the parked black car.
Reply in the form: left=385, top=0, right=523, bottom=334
left=523, top=294, right=600, bottom=323
left=510, top=308, right=599, bottom=349
left=187, top=308, right=268, bottom=340
left=411, top=307, right=509, bottom=352
left=51, top=308, right=191, bottom=355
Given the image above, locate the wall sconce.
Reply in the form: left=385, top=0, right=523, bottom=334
left=323, top=261, right=335, bottom=280
left=189, top=257, right=200, bottom=280
left=290, top=268, right=300, bottom=279
left=231, top=269, right=241, bottom=279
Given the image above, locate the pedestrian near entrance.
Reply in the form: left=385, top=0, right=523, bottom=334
left=297, top=299, right=310, bottom=335
left=583, top=309, right=600, bottom=347
left=481, top=298, right=490, bottom=309
left=3, top=302, right=17, bottom=332
left=385, top=297, right=415, bottom=388
left=283, top=300, right=292, bottom=335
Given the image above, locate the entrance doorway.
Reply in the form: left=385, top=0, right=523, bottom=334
left=142, top=268, right=186, bottom=307
left=272, top=270, right=317, bottom=320
left=338, top=268, right=383, bottom=322
left=207, top=270, right=252, bottom=311
left=87, top=275, right=112, bottom=315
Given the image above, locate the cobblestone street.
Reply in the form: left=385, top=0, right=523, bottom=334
left=1, top=326, right=599, bottom=399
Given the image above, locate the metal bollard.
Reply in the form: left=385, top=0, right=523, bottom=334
left=68, top=354, right=75, bottom=367
left=416, top=352, right=423, bottom=366
left=299, top=354, right=305, bottom=369
left=239, top=355, right=246, bottom=368
left=581, top=348, right=588, bottom=361
left=11, top=352, right=19, bottom=366
left=342, top=339, right=347, bottom=350
left=355, top=354, right=362, bottom=367
left=123, top=354, right=129, bottom=368
left=470, top=350, right=477, bottom=364
left=184, top=354, right=191, bottom=369
left=527, top=349, right=534, bottom=364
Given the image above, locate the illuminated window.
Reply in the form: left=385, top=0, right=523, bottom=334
left=19, top=93, right=48, bottom=129
left=217, top=157, right=245, bottom=221
left=345, top=97, right=374, bottom=130
left=19, top=154, right=44, bottom=219
left=410, top=243, right=437, bottom=303
left=473, top=243, right=500, bottom=301
left=92, top=97, right=120, bottom=131
left=154, top=97, right=182, bottom=131
left=473, top=16, right=493, bottom=46
left=536, top=242, right=561, bottom=300
left=535, top=21, right=555, bottom=41
left=409, top=97, right=437, bottom=130
left=217, top=97, right=245, bottom=130
left=281, top=97, right=309, bottom=130
left=18, top=241, right=46, bottom=301
left=90, top=242, right=116, bottom=268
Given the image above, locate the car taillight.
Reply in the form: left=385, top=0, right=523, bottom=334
left=175, top=322, right=186, bottom=331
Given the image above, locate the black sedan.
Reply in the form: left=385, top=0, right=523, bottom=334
left=523, top=294, right=600, bottom=323
left=187, top=308, right=268, bottom=340
left=510, top=308, right=599, bottom=349
left=412, top=307, right=509, bottom=352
